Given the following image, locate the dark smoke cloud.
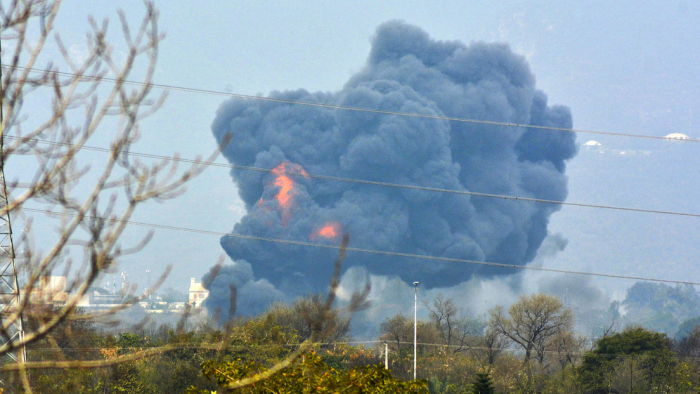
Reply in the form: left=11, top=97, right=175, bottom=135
left=202, top=261, right=284, bottom=320
left=211, top=21, right=576, bottom=296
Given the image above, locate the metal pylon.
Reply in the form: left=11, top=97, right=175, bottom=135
left=0, top=160, right=25, bottom=365
left=0, top=36, right=27, bottom=367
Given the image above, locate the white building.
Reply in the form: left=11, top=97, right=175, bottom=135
left=188, top=278, right=209, bottom=308
left=29, top=276, right=68, bottom=306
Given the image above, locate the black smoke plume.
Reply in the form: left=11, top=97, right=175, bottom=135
left=201, top=261, right=283, bottom=320
left=210, top=21, right=576, bottom=297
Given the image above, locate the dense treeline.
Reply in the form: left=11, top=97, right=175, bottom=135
left=376, top=293, right=700, bottom=393
left=3, top=296, right=427, bottom=393
left=5, top=293, right=700, bottom=393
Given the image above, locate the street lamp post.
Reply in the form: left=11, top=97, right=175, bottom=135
left=384, top=343, right=388, bottom=369
left=413, top=281, right=419, bottom=380
left=146, top=270, right=151, bottom=299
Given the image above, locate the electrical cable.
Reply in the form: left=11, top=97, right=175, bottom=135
left=24, top=341, right=700, bottom=362
left=21, top=207, right=700, bottom=287
left=5, top=65, right=700, bottom=288
left=8, top=135, right=700, bottom=219
left=4, top=64, right=699, bottom=143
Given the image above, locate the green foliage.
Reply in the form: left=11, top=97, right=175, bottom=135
left=470, top=372, right=495, bottom=394
left=186, top=351, right=428, bottom=393
left=110, top=362, right=154, bottom=394
left=22, top=328, right=220, bottom=394
left=266, top=295, right=352, bottom=343
left=222, top=313, right=299, bottom=367
left=578, top=327, right=678, bottom=393
left=20, top=295, right=700, bottom=394
left=595, top=326, right=672, bottom=356
left=426, top=377, right=449, bottom=393
left=540, top=365, right=580, bottom=393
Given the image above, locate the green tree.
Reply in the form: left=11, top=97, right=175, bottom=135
left=578, top=327, right=677, bottom=393
left=470, top=371, right=495, bottom=394
left=266, top=294, right=351, bottom=344
left=186, top=351, right=428, bottom=394
left=109, top=361, right=153, bottom=394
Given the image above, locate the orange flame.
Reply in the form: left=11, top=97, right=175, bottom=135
left=311, top=222, right=343, bottom=241
left=271, top=162, right=309, bottom=225
left=274, top=174, right=294, bottom=208
left=272, top=162, right=309, bottom=178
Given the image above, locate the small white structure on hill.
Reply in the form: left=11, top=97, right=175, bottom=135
left=583, top=140, right=602, bottom=146
left=189, top=278, right=209, bottom=308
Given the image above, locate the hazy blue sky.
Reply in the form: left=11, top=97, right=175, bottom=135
left=13, top=1, right=700, bottom=318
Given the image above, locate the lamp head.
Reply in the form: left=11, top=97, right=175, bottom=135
left=413, top=281, right=419, bottom=286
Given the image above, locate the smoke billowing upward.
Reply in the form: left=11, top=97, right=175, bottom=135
left=201, top=261, right=284, bottom=319
left=210, top=21, right=576, bottom=298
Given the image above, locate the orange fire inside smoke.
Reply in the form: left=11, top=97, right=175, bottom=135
left=274, top=174, right=294, bottom=208
left=269, top=162, right=309, bottom=225
left=311, top=222, right=342, bottom=241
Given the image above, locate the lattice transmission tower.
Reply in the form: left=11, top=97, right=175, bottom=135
left=0, top=37, right=27, bottom=367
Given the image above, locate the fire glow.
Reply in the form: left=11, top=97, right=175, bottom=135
left=270, top=162, right=308, bottom=225
left=311, top=222, right=343, bottom=241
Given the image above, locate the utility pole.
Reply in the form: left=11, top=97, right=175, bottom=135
left=121, top=271, right=128, bottom=295
left=384, top=343, right=388, bottom=369
left=0, top=35, right=27, bottom=370
left=413, top=281, right=419, bottom=380
left=146, top=269, right=151, bottom=299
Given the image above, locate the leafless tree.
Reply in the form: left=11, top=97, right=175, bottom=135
left=488, top=293, right=574, bottom=363
left=0, top=0, right=223, bottom=388
left=425, top=294, right=482, bottom=353
left=0, top=2, right=370, bottom=391
left=481, top=326, right=508, bottom=365
left=425, top=294, right=458, bottom=346
left=379, top=313, right=412, bottom=350
left=547, top=329, right=587, bottom=369
left=602, top=315, right=619, bottom=339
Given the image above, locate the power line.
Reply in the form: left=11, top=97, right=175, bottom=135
left=27, top=341, right=382, bottom=351
left=5, top=64, right=699, bottom=143
left=8, top=135, right=700, bottom=220
left=21, top=207, right=700, bottom=287
left=24, top=341, right=700, bottom=363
